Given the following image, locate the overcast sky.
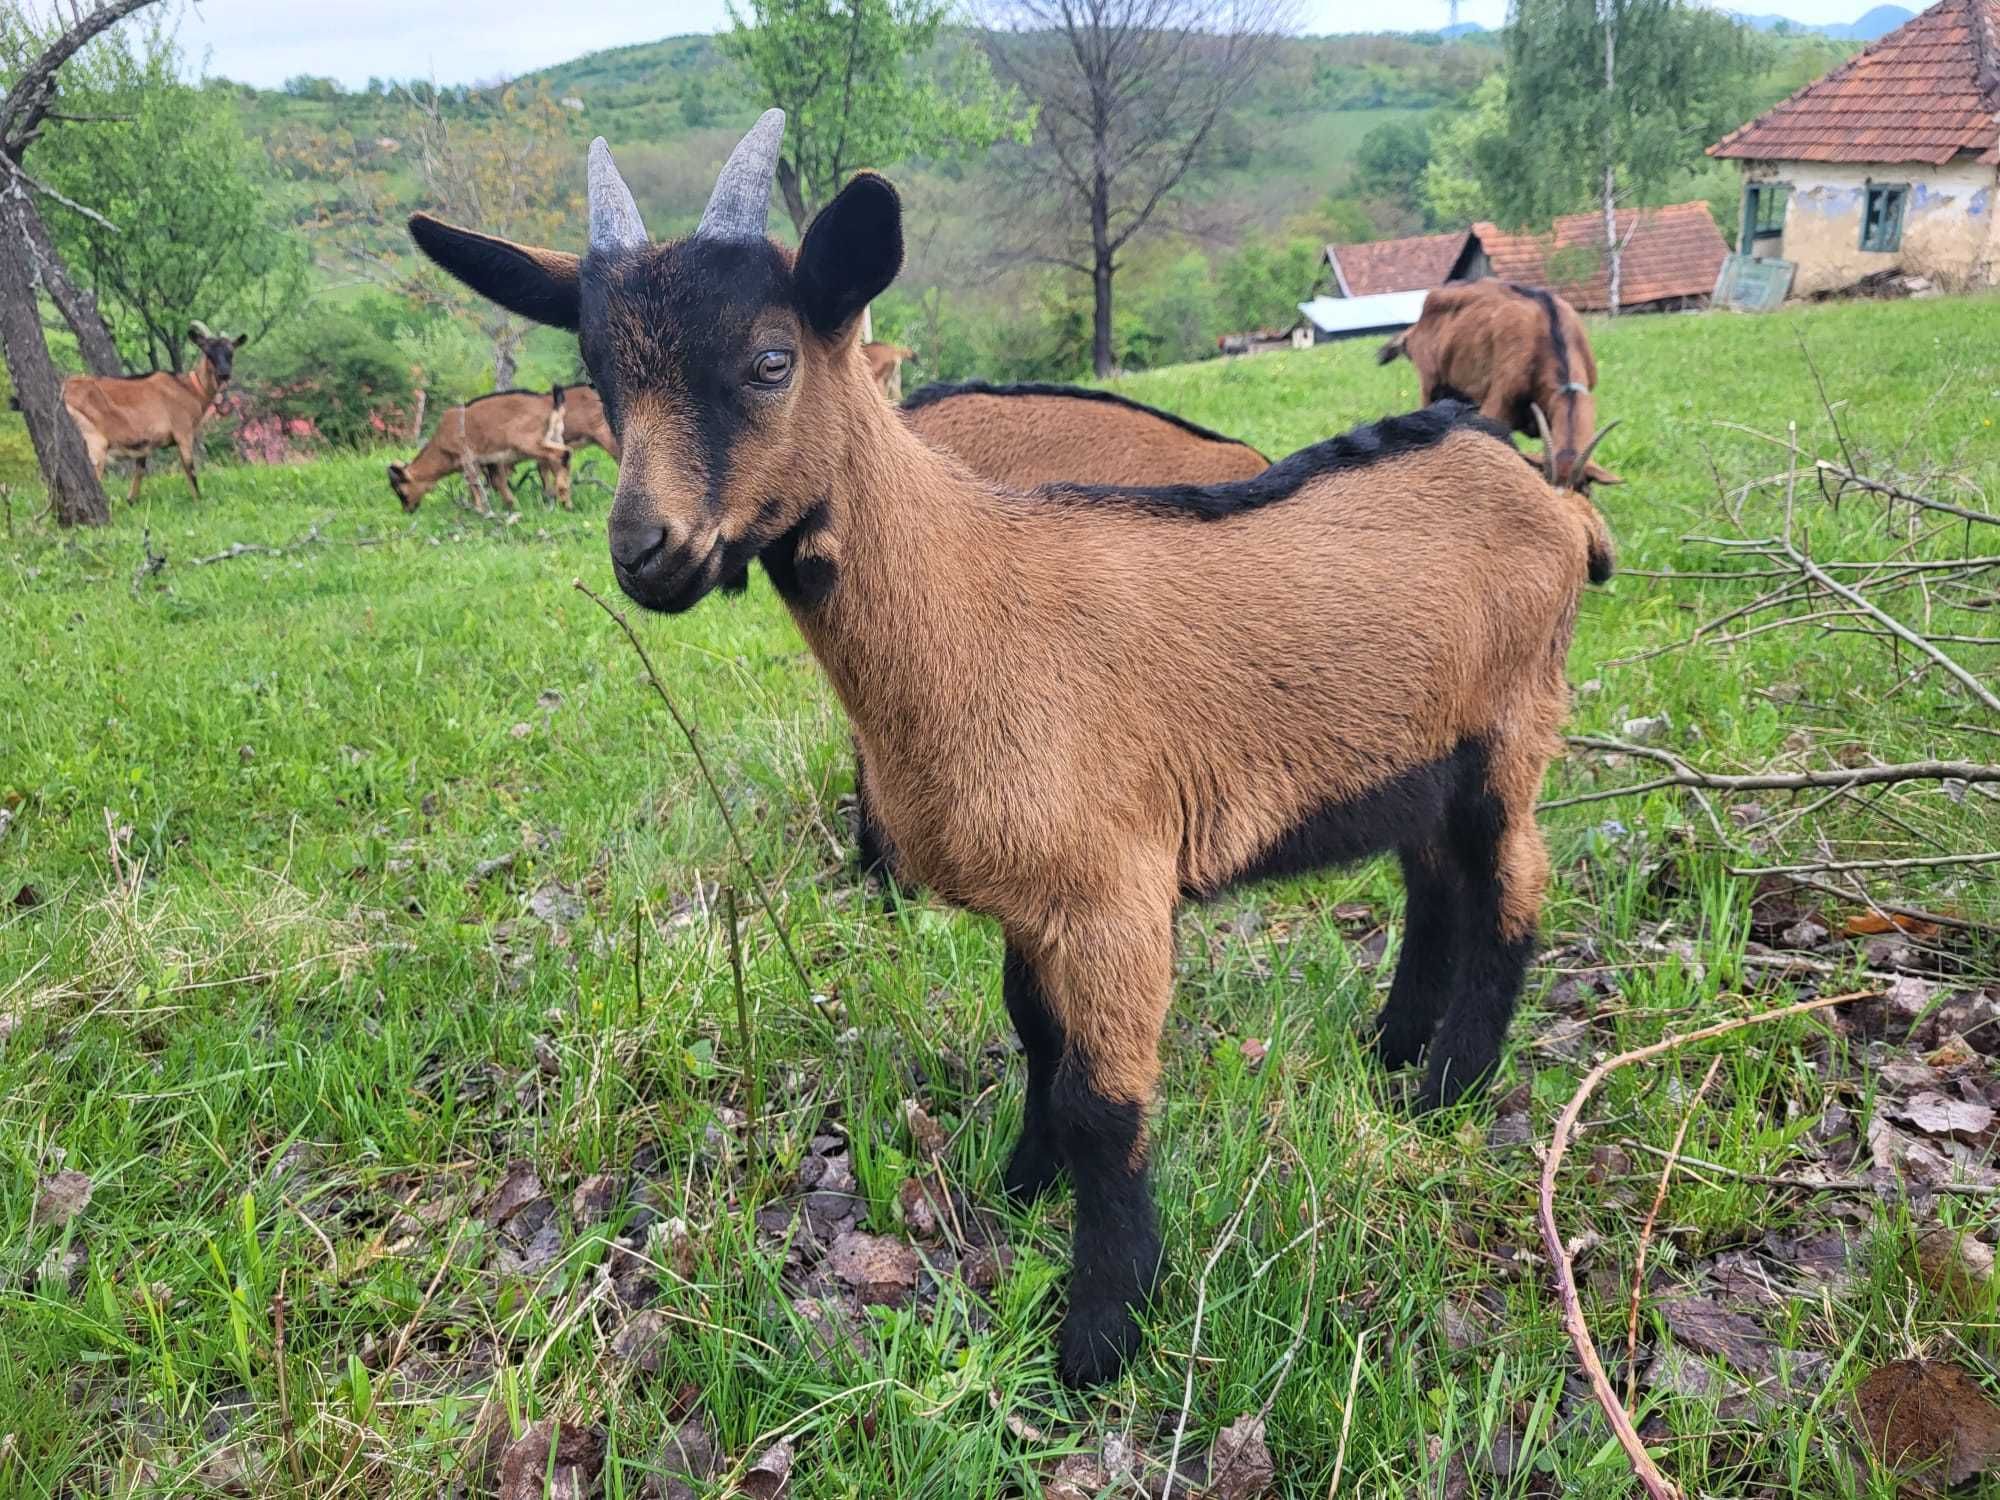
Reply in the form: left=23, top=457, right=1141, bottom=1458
left=158, top=0, right=1865, bottom=90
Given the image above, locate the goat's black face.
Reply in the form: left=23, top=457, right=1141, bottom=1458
left=407, top=154, right=902, bottom=616
left=189, top=327, right=246, bottom=384
left=581, top=239, right=812, bottom=613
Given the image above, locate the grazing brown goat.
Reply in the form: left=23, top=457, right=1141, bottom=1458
left=1379, top=280, right=1621, bottom=493
left=409, top=112, right=1611, bottom=1386
left=388, top=387, right=572, bottom=513
left=860, top=340, right=913, bottom=400
left=553, top=384, right=620, bottom=461
left=62, top=322, right=245, bottom=501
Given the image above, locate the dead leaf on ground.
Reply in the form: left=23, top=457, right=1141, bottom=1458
left=481, top=1160, right=546, bottom=1229
left=648, top=1412, right=720, bottom=1500
left=1853, top=1360, right=2000, bottom=1487
left=496, top=1418, right=605, bottom=1500
left=897, top=1178, right=940, bottom=1239
left=903, top=1098, right=946, bottom=1157
left=1660, top=1296, right=1778, bottom=1378
left=1889, top=1091, right=1993, bottom=1142
left=610, top=1309, right=670, bottom=1373
left=571, top=1171, right=622, bottom=1226
left=528, top=881, right=585, bottom=926
left=1915, top=1226, right=1995, bottom=1309
left=1043, top=1451, right=1109, bottom=1500
left=35, top=1169, right=93, bottom=1228
left=738, top=1438, right=793, bottom=1499
left=1204, top=1414, right=1275, bottom=1499
left=1845, top=911, right=1941, bottom=941
left=826, top=1230, right=921, bottom=1307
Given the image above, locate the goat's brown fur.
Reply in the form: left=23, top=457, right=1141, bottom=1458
left=900, top=382, right=1268, bottom=487
left=388, top=389, right=572, bottom=513
left=1380, top=279, right=1621, bottom=495
left=407, top=144, right=1611, bottom=1387
left=554, top=385, right=620, bottom=460
left=62, top=325, right=245, bottom=501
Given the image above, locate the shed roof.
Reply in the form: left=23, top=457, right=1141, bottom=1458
left=1708, top=0, right=2000, bottom=167
left=1469, top=201, right=1730, bottom=310
left=1323, top=231, right=1471, bottom=296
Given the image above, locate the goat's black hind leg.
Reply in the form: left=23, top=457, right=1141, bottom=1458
left=1000, top=944, right=1065, bottom=1202
left=1374, top=843, right=1462, bottom=1071
left=1417, top=757, right=1544, bottom=1111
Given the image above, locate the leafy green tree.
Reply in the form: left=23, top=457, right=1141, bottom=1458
left=1218, top=235, right=1320, bottom=334
left=722, top=0, right=1030, bottom=237
left=1479, top=0, right=1762, bottom=311
left=1420, top=71, right=1506, bottom=228
left=1352, top=118, right=1433, bottom=225
left=33, top=21, right=307, bottom=371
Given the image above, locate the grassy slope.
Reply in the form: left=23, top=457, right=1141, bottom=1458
left=2, top=295, right=1997, bottom=1497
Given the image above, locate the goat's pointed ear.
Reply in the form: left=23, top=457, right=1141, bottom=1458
left=408, top=213, right=582, bottom=331
left=795, top=173, right=902, bottom=338
left=1583, top=462, right=1623, bottom=486
left=232, top=333, right=250, bottom=349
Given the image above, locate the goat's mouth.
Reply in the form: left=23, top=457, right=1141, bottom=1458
left=613, top=544, right=722, bottom=615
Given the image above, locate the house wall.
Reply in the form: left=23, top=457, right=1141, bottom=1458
left=1742, top=158, right=1998, bottom=294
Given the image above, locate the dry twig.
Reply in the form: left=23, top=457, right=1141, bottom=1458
left=573, top=579, right=816, bottom=1001
left=1537, top=990, right=1876, bottom=1500
left=1623, top=1054, right=1724, bottom=1411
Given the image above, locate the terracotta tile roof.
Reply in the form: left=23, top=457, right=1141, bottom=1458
left=1469, top=201, right=1731, bottom=311
left=1709, top=0, right=2000, bottom=166
left=1323, top=231, right=1470, bottom=296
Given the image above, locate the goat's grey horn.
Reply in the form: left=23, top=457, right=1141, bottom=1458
left=189, top=319, right=212, bottom=339
left=588, top=137, right=648, bottom=255
left=1530, top=402, right=1557, bottom=485
left=696, top=107, right=784, bottom=242
left=1573, top=419, right=1620, bottom=481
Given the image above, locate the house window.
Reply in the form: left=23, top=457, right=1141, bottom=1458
left=1749, top=183, right=1789, bottom=236
left=1861, top=183, right=1907, bottom=253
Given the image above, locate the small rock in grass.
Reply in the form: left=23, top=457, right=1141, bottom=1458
left=496, top=1418, right=604, bottom=1500
left=35, top=1169, right=93, bottom=1228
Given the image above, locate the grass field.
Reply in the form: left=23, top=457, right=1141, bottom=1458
left=2, top=293, right=1998, bottom=1498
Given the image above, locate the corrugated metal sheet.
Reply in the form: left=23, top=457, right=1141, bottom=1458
left=1298, top=290, right=1429, bottom=334
left=1709, top=0, right=2000, bottom=166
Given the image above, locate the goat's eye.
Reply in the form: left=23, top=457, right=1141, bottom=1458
left=751, top=350, right=793, bottom=386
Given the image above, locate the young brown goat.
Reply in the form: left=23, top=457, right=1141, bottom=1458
left=388, top=387, right=572, bottom=513
left=410, top=112, right=1610, bottom=1387
left=1379, top=279, right=1621, bottom=494
left=62, top=322, right=245, bottom=501
left=853, top=383, right=1271, bottom=886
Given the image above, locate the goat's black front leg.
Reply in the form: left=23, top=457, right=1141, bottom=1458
left=1374, top=843, right=1464, bottom=1071
left=1000, top=944, right=1063, bottom=1202
left=1016, top=908, right=1171, bottom=1385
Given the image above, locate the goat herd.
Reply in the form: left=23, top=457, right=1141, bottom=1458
left=63, top=109, right=1626, bottom=1388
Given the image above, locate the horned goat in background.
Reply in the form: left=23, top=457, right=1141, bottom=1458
left=1380, top=279, right=1621, bottom=496
left=409, top=110, right=1612, bottom=1386
left=61, top=322, right=245, bottom=502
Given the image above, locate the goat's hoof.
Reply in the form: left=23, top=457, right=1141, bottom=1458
left=1057, top=1297, right=1141, bottom=1387
left=1414, top=1054, right=1491, bottom=1115
left=1370, top=1017, right=1427, bottom=1072
left=1002, top=1137, right=1063, bottom=1203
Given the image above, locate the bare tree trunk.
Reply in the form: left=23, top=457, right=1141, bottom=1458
left=20, top=195, right=123, bottom=374
left=775, top=156, right=811, bottom=239
left=492, top=322, right=520, bottom=389
left=0, top=185, right=110, bottom=525
left=1602, top=14, right=1621, bottom=316
left=1089, top=170, right=1114, bottom=377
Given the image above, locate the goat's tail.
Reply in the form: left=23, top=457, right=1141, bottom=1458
left=1375, top=331, right=1409, bottom=366
left=549, top=383, right=566, bottom=409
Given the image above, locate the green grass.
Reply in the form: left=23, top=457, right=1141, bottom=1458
left=2, top=294, right=1998, bottom=1497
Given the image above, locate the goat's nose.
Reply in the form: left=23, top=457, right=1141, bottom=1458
left=608, top=518, right=668, bottom=574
